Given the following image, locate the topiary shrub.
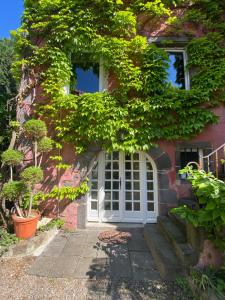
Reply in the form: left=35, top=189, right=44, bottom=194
left=0, top=181, right=26, bottom=217
left=20, top=166, right=44, bottom=187
left=1, top=181, right=25, bottom=201
left=23, top=119, right=47, bottom=167
left=1, top=149, right=23, bottom=180
left=20, top=166, right=44, bottom=217
left=37, top=136, right=53, bottom=166
left=23, top=119, right=47, bottom=139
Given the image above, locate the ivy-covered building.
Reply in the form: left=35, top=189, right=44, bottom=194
left=16, top=0, right=225, bottom=228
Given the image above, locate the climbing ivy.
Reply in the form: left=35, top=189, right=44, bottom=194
left=13, top=0, right=225, bottom=154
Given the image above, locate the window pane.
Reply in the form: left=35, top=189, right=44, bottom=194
left=92, top=182, right=98, bottom=190
left=166, top=52, right=185, bottom=89
left=125, top=202, right=132, bottom=211
left=91, top=202, right=98, bottom=210
left=126, top=172, right=131, bottom=180
left=105, top=153, right=111, bottom=160
left=146, top=162, right=152, bottom=171
left=113, top=152, right=119, bottom=160
left=147, top=192, right=154, bottom=201
left=148, top=203, right=154, bottom=211
left=112, top=202, right=119, bottom=211
left=125, top=192, right=132, bottom=200
left=125, top=162, right=131, bottom=170
left=113, top=181, right=119, bottom=190
left=133, top=181, right=140, bottom=190
left=113, top=191, right=119, bottom=200
left=91, top=191, right=98, bottom=199
left=113, top=172, right=119, bottom=180
left=147, top=172, right=153, bottom=180
left=92, top=170, right=98, bottom=180
left=133, top=172, right=140, bottom=180
left=75, top=67, right=99, bottom=93
left=147, top=182, right=153, bottom=190
left=125, top=181, right=132, bottom=190
left=125, top=154, right=131, bottom=161
left=105, top=181, right=111, bottom=189
left=105, top=191, right=111, bottom=200
left=104, top=202, right=111, bottom=210
left=134, top=202, right=140, bottom=211
left=133, top=162, right=139, bottom=170
left=133, top=192, right=140, bottom=201
left=105, top=162, right=111, bottom=170
left=105, top=171, right=111, bottom=180
left=113, top=162, right=119, bottom=170
left=133, top=153, right=139, bottom=161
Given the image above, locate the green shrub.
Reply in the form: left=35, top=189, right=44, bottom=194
left=38, top=218, right=65, bottom=232
left=23, top=119, right=47, bottom=140
left=1, top=149, right=23, bottom=166
left=0, top=181, right=26, bottom=201
left=172, top=166, right=225, bottom=250
left=20, top=166, right=44, bottom=186
left=38, top=136, right=53, bottom=153
left=0, top=228, right=18, bottom=255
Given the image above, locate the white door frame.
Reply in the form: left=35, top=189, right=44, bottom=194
left=87, top=151, right=158, bottom=223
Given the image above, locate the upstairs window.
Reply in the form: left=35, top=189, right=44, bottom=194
left=166, top=50, right=188, bottom=90
left=73, top=65, right=100, bottom=94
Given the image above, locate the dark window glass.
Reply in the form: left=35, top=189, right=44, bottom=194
left=75, top=67, right=99, bottom=93
left=167, top=52, right=185, bottom=89
left=180, top=149, right=199, bottom=169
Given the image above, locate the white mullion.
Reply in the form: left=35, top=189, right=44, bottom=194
left=119, top=151, right=124, bottom=222
left=99, top=152, right=105, bottom=222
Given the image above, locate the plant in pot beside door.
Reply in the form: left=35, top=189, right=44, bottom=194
left=0, top=119, right=50, bottom=239
left=11, top=166, right=44, bottom=239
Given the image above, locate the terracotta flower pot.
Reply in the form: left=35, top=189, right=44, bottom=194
left=12, top=210, right=40, bottom=239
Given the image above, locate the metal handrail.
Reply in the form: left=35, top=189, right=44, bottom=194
left=202, top=142, right=225, bottom=159
left=201, top=142, right=225, bottom=177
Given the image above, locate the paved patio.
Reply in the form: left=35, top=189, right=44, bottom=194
left=28, top=228, right=161, bottom=281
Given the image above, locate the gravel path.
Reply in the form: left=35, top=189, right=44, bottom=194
left=0, top=257, right=193, bottom=300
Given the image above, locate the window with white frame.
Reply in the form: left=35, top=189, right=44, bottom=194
left=179, top=148, right=203, bottom=179
left=165, top=50, right=189, bottom=90
left=70, top=60, right=107, bottom=95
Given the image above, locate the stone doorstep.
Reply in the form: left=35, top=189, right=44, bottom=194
left=2, top=227, right=58, bottom=258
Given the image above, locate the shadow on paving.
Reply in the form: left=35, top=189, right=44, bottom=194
left=28, top=228, right=175, bottom=299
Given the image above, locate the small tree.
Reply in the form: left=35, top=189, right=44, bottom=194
left=23, top=119, right=47, bottom=167
left=37, top=136, right=53, bottom=166
left=0, top=181, right=26, bottom=217
left=20, top=166, right=44, bottom=217
left=1, top=149, right=23, bottom=180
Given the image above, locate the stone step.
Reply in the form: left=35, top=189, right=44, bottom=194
left=158, top=216, right=197, bottom=267
left=143, top=224, right=183, bottom=280
left=168, top=211, right=186, bottom=236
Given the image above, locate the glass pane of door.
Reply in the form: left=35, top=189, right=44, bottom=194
left=124, top=153, right=141, bottom=212
left=104, top=152, right=120, bottom=211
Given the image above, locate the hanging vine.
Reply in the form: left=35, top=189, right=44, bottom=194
left=12, top=0, right=225, bottom=154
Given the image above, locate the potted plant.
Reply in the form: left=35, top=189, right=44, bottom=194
left=11, top=166, right=43, bottom=239
left=0, top=119, right=52, bottom=239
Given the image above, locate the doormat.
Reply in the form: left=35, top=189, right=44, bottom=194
left=98, top=230, right=131, bottom=244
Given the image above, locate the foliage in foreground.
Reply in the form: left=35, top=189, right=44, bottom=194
left=0, top=38, right=17, bottom=151
left=190, top=266, right=225, bottom=300
left=0, top=228, right=18, bottom=255
left=172, top=166, right=225, bottom=251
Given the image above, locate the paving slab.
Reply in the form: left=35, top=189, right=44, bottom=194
left=28, top=227, right=160, bottom=284
left=130, top=251, right=161, bottom=281
left=74, top=257, right=110, bottom=279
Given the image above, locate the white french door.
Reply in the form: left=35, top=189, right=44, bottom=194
left=87, top=151, right=158, bottom=223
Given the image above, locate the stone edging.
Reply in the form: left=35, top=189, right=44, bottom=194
left=1, top=227, right=58, bottom=258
